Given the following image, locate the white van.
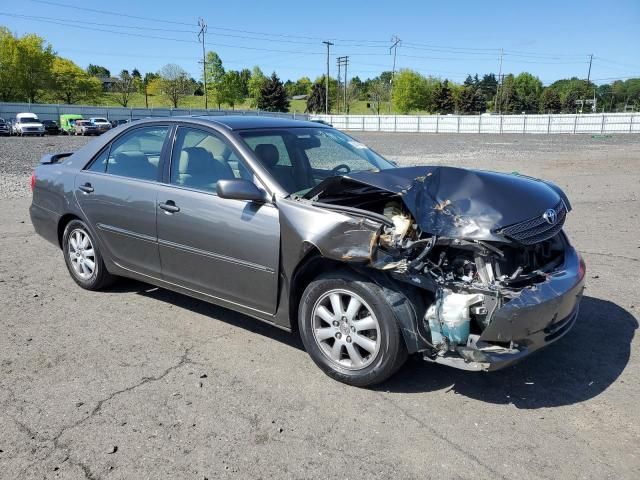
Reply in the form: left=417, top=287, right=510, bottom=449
left=15, top=113, right=45, bottom=136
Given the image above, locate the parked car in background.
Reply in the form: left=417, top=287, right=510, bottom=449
left=29, top=116, right=585, bottom=386
left=73, top=120, right=99, bottom=136
left=14, top=113, right=45, bottom=136
left=59, top=114, right=84, bottom=135
left=0, top=118, right=10, bottom=136
left=110, top=119, right=129, bottom=128
left=89, top=117, right=112, bottom=133
left=42, top=120, right=61, bottom=135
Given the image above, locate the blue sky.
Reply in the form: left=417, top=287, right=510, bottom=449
left=2, top=0, right=639, bottom=85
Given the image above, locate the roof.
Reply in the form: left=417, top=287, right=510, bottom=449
left=191, top=115, right=325, bottom=131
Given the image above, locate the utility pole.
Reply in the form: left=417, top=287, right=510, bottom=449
left=336, top=57, right=342, bottom=113
left=494, top=48, right=503, bottom=113
left=337, top=56, right=348, bottom=113
left=344, top=56, right=349, bottom=114
left=582, top=53, right=594, bottom=114
left=389, top=35, right=401, bottom=113
left=322, top=41, right=334, bottom=114
left=198, top=18, right=208, bottom=110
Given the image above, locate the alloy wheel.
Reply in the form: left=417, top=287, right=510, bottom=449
left=67, top=228, right=96, bottom=280
left=311, top=289, right=381, bottom=370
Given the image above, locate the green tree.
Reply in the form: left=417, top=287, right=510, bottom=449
left=457, top=86, right=486, bottom=113
left=159, top=63, right=191, bottom=108
left=86, top=64, right=110, bottom=78
left=258, top=72, right=289, bottom=112
left=479, top=73, right=498, bottom=102
left=306, top=80, right=329, bottom=113
left=539, top=88, right=562, bottom=113
left=0, top=27, right=19, bottom=101
left=238, top=68, right=251, bottom=97
left=294, top=76, right=312, bottom=96
left=50, top=57, right=101, bottom=104
left=392, top=69, right=429, bottom=113
left=496, top=74, right=517, bottom=113
left=112, top=70, right=136, bottom=107
left=433, top=79, right=455, bottom=113
left=218, top=70, right=245, bottom=109
left=367, top=79, right=390, bottom=114
left=247, top=66, right=267, bottom=107
left=513, top=72, right=543, bottom=113
left=203, top=51, right=225, bottom=108
left=15, top=33, right=55, bottom=103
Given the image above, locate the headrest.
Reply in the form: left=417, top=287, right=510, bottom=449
left=254, top=144, right=279, bottom=167
left=179, top=147, right=213, bottom=175
left=114, top=151, right=148, bottom=165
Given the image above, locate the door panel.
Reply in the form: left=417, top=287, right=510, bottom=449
left=75, top=172, right=161, bottom=276
left=156, top=185, right=280, bottom=314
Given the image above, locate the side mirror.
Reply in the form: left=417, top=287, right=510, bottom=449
left=217, top=179, right=266, bottom=202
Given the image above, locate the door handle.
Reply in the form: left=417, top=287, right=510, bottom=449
left=159, top=200, right=180, bottom=213
left=79, top=183, right=94, bottom=193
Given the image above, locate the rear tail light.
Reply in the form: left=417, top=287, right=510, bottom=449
left=30, top=171, right=36, bottom=192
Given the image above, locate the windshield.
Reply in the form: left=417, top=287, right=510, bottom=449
left=93, top=118, right=107, bottom=123
left=19, top=117, right=38, bottom=123
left=238, top=127, right=394, bottom=195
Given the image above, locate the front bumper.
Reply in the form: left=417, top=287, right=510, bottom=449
left=428, top=241, right=586, bottom=371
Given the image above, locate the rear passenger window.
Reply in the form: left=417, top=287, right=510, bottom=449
left=105, top=126, right=169, bottom=181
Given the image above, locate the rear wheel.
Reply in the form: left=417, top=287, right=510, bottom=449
left=299, top=272, right=408, bottom=387
left=62, top=219, right=114, bottom=290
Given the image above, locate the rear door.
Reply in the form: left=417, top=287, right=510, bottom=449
left=155, top=126, right=280, bottom=314
left=75, top=124, right=171, bottom=278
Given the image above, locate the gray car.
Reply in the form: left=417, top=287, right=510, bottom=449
left=29, top=116, right=586, bottom=386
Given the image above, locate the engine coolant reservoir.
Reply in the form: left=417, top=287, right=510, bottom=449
left=426, top=290, right=485, bottom=347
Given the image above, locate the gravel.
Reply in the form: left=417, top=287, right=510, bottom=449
left=1, top=132, right=639, bottom=479
left=0, top=136, right=90, bottom=199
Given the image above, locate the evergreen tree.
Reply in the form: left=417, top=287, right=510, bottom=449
left=257, top=72, right=290, bottom=112
left=306, top=80, right=328, bottom=113
left=434, top=80, right=454, bottom=113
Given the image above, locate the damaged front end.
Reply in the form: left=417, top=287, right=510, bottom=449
left=295, top=166, right=586, bottom=371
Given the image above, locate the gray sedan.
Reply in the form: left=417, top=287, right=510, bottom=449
left=29, top=116, right=585, bottom=386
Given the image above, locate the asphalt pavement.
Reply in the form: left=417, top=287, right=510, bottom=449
left=0, top=132, right=638, bottom=479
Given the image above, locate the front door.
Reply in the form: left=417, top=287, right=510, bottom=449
left=156, top=126, right=280, bottom=314
left=75, top=125, right=171, bottom=277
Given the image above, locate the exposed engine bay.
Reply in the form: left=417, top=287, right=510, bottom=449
left=300, top=166, right=573, bottom=363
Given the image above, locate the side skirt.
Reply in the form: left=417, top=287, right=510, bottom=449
left=107, top=261, right=291, bottom=333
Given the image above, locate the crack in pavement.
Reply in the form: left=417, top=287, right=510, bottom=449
left=14, top=347, right=194, bottom=480
left=375, top=392, right=517, bottom=480
left=581, top=250, right=639, bottom=263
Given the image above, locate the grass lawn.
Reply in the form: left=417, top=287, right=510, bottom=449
left=95, top=93, right=402, bottom=115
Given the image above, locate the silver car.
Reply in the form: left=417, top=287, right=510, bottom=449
left=29, top=116, right=585, bottom=386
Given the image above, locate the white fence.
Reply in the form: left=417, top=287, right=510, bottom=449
left=0, top=102, right=308, bottom=123
left=310, top=113, right=640, bottom=134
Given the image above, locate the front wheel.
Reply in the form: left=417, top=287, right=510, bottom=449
left=62, top=219, right=115, bottom=290
left=298, top=272, right=408, bottom=387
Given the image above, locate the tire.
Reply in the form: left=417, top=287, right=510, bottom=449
left=298, top=271, right=408, bottom=387
left=62, top=219, right=115, bottom=290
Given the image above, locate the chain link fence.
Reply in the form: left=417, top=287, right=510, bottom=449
left=0, top=102, right=308, bottom=123
left=310, top=113, right=640, bottom=134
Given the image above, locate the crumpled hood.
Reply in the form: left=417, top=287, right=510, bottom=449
left=306, top=166, right=570, bottom=242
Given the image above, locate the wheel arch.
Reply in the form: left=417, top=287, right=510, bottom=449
left=57, top=213, right=82, bottom=248
left=288, top=248, right=429, bottom=354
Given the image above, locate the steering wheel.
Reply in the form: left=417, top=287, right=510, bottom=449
left=331, top=164, right=351, bottom=175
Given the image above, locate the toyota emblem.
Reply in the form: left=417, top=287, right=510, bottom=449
left=542, top=208, right=557, bottom=225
